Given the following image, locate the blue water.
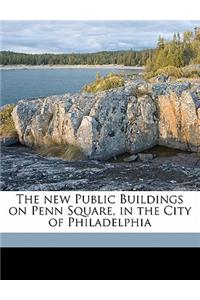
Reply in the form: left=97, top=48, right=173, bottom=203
left=0, top=68, right=137, bottom=106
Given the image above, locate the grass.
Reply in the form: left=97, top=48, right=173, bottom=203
left=143, top=71, right=156, bottom=80
left=183, top=69, right=200, bottom=78
left=37, top=142, right=84, bottom=161
left=155, top=66, right=184, bottom=78
left=83, top=72, right=125, bottom=93
left=0, top=104, right=17, bottom=138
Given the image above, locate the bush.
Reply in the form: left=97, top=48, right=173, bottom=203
left=144, top=66, right=200, bottom=80
left=155, top=66, right=184, bottom=78
left=143, top=71, right=156, bottom=80
left=83, top=73, right=125, bottom=93
left=0, top=104, right=17, bottom=138
left=183, top=69, right=200, bottom=78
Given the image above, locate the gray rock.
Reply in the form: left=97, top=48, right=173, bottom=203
left=123, top=154, right=138, bottom=162
left=11, top=78, right=200, bottom=160
left=1, top=145, right=199, bottom=191
left=155, top=74, right=169, bottom=83
left=12, top=85, right=158, bottom=160
left=138, top=153, right=154, bottom=162
left=196, top=100, right=200, bottom=109
left=0, top=136, right=18, bottom=146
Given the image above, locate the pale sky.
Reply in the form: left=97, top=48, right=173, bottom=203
left=1, top=20, right=200, bottom=53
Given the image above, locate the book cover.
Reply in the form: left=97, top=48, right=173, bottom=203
left=0, top=18, right=200, bottom=280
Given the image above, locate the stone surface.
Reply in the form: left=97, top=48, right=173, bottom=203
left=123, top=154, right=138, bottom=162
left=12, top=81, right=158, bottom=160
left=157, top=90, right=200, bottom=152
left=138, top=153, right=154, bottom=162
left=154, top=74, right=169, bottom=83
left=0, top=136, right=19, bottom=146
left=10, top=79, right=200, bottom=160
left=1, top=145, right=199, bottom=191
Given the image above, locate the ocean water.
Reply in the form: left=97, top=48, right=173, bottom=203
left=0, top=68, right=138, bottom=106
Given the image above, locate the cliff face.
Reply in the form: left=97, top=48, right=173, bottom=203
left=11, top=79, right=200, bottom=160
left=150, top=82, right=200, bottom=153
left=157, top=91, right=200, bottom=152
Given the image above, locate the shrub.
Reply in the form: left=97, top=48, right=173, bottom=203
left=144, top=66, right=200, bottom=80
left=155, top=66, right=184, bottom=78
left=183, top=69, right=200, bottom=78
left=143, top=71, right=156, bottom=80
left=0, top=104, right=17, bottom=138
left=95, top=72, right=101, bottom=80
left=83, top=73, right=124, bottom=93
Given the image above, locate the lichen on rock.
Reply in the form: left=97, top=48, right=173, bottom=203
left=10, top=79, right=200, bottom=160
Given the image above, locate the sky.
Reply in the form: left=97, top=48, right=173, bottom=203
left=1, top=20, right=200, bottom=54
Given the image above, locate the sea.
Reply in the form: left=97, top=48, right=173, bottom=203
left=0, top=67, right=140, bottom=106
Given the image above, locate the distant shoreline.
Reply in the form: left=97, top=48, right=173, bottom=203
left=0, top=64, right=144, bottom=71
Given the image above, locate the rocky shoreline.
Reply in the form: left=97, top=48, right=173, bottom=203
left=1, top=75, right=200, bottom=191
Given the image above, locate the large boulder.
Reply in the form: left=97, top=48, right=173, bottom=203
left=12, top=83, right=158, bottom=160
left=11, top=79, right=200, bottom=160
left=155, top=84, right=200, bottom=152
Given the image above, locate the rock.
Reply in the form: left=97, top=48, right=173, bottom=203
left=157, top=90, right=200, bottom=152
left=11, top=79, right=200, bottom=160
left=170, top=180, right=177, bottom=184
left=155, top=74, right=169, bottom=83
left=196, top=100, right=200, bottom=109
left=12, top=85, right=158, bottom=160
left=123, top=154, right=138, bottom=162
left=1, top=145, right=199, bottom=191
left=138, top=153, right=154, bottom=162
left=0, top=136, right=18, bottom=146
left=0, top=181, right=6, bottom=190
left=152, top=82, right=192, bottom=98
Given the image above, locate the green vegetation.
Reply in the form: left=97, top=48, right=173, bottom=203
left=182, top=67, right=200, bottom=78
left=145, top=65, right=200, bottom=80
left=37, top=142, right=84, bottom=161
left=1, top=26, right=200, bottom=80
left=83, top=73, right=125, bottom=92
left=145, top=27, right=200, bottom=78
left=0, top=49, right=153, bottom=66
left=155, top=66, right=184, bottom=78
left=0, top=104, right=17, bottom=138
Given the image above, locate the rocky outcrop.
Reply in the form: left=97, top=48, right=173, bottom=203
left=157, top=91, right=200, bottom=152
left=12, top=81, right=158, bottom=160
left=152, top=82, right=200, bottom=152
left=11, top=79, right=200, bottom=160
